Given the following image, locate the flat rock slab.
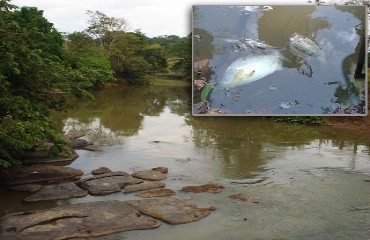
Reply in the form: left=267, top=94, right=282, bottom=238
left=65, top=129, right=86, bottom=140
left=16, top=149, right=79, bottom=164
left=123, top=182, right=165, bottom=193
left=151, top=167, right=168, bottom=174
left=126, top=197, right=215, bottom=224
left=76, top=171, right=143, bottom=196
left=91, top=167, right=112, bottom=175
left=135, top=188, right=176, bottom=198
left=69, top=139, right=91, bottom=148
left=9, top=184, right=43, bottom=193
left=24, top=182, right=88, bottom=202
left=181, top=183, right=224, bottom=193
left=0, top=200, right=160, bottom=240
left=82, top=145, right=104, bottom=152
left=132, top=170, right=166, bottom=181
left=0, top=165, right=83, bottom=186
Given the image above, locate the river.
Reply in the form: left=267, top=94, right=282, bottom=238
left=1, top=85, right=370, bottom=239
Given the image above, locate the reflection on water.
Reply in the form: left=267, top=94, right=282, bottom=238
left=1, top=85, right=370, bottom=239
left=193, top=5, right=366, bottom=115
left=52, top=85, right=370, bottom=180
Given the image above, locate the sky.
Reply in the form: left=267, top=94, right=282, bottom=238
left=11, top=0, right=313, bottom=38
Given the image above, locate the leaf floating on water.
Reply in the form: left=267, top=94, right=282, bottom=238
left=201, top=82, right=215, bottom=101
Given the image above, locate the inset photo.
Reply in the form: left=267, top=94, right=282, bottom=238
left=192, top=5, right=367, bottom=116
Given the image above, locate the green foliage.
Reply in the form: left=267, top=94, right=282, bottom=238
left=271, top=116, right=327, bottom=125
left=0, top=4, right=94, bottom=168
left=65, top=32, right=116, bottom=89
left=0, top=96, right=68, bottom=168
left=169, top=35, right=192, bottom=79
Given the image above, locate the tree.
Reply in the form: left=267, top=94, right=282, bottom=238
left=0, top=4, right=105, bottom=168
left=64, top=32, right=115, bottom=89
left=85, top=10, right=130, bottom=49
left=170, top=34, right=192, bottom=79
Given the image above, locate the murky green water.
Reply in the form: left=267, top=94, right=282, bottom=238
left=193, top=5, right=366, bottom=115
left=2, top=85, right=370, bottom=239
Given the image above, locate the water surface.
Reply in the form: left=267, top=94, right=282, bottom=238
left=1, top=85, right=370, bottom=239
left=193, top=5, right=367, bottom=115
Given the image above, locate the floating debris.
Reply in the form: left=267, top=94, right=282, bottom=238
left=297, top=61, right=313, bottom=77
left=194, top=79, right=206, bottom=90
left=280, top=100, right=300, bottom=109
left=269, top=86, right=277, bottom=91
left=193, top=34, right=202, bottom=41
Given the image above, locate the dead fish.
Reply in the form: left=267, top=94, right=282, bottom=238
left=222, top=53, right=286, bottom=88
left=289, top=32, right=323, bottom=57
left=236, top=39, right=279, bottom=51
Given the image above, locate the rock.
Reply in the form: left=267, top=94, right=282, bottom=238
left=82, top=145, right=104, bottom=152
left=9, top=184, right=43, bottom=193
left=126, top=198, right=215, bottom=224
left=91, top=167, right=112, bottom=175
left=135, top=188, right=176, bottom=198
left=76, top=171, right=143, bottom=196
left=181, top=183, right=224, bottom=193
left=24, top=182, right=88, bottom=202
left=229, top=193, right=248, bottom=202
left=15, top=148, right=79, bottom=164
left=65, top=129, right=86, bottom=140
left=68, top=138, right=91, bottom=148
left=0, top=200, right=160, bottom=240
left=123, top=182, right=165, bottom=193
left=151, top=167, right=168, bottom=174
left=132, top=170, right=166, bottom=181
left=0, top=165, right=83, bottom=186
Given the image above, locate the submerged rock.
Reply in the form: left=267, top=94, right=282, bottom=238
left=151, top=167, right=168, bottom=174
left=229, top=193, right=248, bottom=202
left=9, top=184, right=43, bottom=193
left=24, top=182, right=88, bottom=202
left=126, top=197, right=215, bottom=224
left=68, top=139, right=91, bottom=148
left=181, top=183, right=224, bottom=193
left=132, top=170, right=167, bottom=181
left=82, top=145, right=104, bottom=152
left=91, top=167, right=112, bottom=175
left=0, top=201, right=160, bottom=240
left=135, top=188, right=176, bottom=198
left=16, top=148, right=79, bottom=165
left=76, top=171, right=143, bottom=195
left=0, top=165, right=83, bottom=186
left=65, top=129, right=86, bottom=140
left=123, top=182, right=165, bottom=193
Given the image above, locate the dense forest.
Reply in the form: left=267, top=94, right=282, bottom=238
left=0, top=0, right=191, bottom=168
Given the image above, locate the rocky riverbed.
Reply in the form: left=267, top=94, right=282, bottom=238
left=0, top=161, right=225, bottom=239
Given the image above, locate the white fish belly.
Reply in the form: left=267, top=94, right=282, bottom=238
left=222, top=55, right=282, bottom=88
